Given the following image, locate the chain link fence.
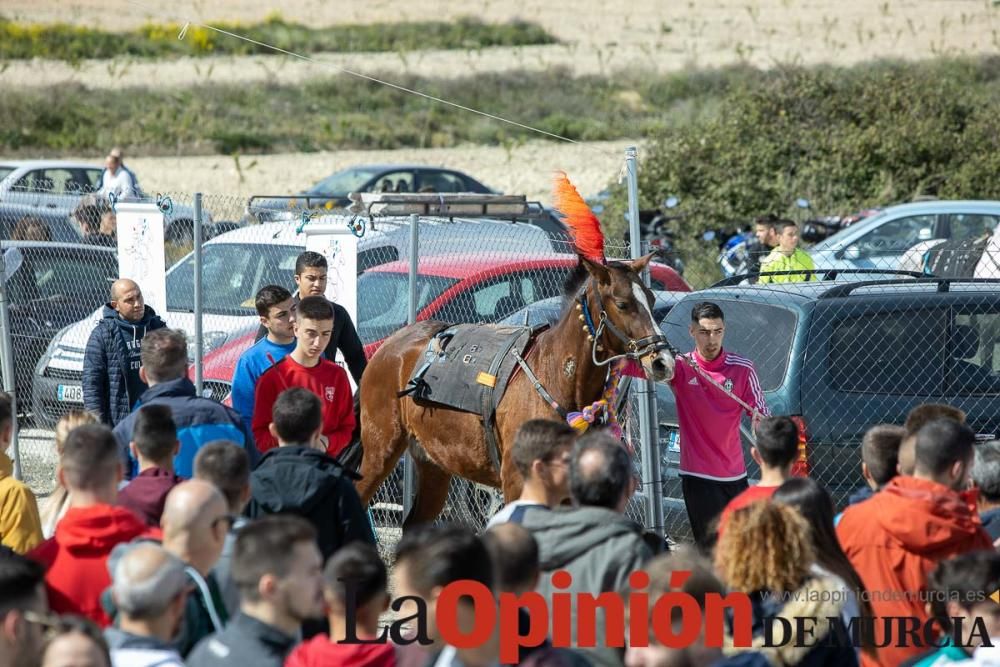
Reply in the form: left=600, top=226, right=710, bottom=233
left=5, top=179, right=1000, bottom=551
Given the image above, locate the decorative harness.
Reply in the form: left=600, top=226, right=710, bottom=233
left=512, top=280, right=676, bottom=435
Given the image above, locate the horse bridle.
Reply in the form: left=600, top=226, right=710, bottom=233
left=577, top=282, right=676, bottom=367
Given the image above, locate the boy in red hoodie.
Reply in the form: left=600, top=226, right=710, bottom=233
left=252, top=296, right=354, bottom=457
left=29, top=423, right=150, bottom=627
left=116, top=404, right=183, bottom=526
left=285, top=540, right=395, bottom=667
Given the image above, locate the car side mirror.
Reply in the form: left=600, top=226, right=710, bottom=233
left=843, top=246, right=861, bottom=260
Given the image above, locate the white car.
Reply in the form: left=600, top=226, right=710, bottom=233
left=32, top=223, right=306, bottom=426
left=810, top=200, right=1000, bottom=273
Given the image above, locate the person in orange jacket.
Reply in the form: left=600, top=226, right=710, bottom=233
left=837, top=418, right=994, bottom=667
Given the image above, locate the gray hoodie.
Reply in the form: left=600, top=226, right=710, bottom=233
left=520, top=506, right=653, bottom=667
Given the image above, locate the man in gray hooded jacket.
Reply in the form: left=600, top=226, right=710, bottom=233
left=520, top=430, right=654, bottom=667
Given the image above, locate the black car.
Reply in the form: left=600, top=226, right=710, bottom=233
left=3, top=242, right=118, bottom=413
left=656, top=277, right=1000, bottom=539
left=249, top=164, right=496, bottom=217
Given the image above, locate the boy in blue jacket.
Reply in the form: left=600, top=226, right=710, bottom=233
left=231, top=286, right=296, bottom=438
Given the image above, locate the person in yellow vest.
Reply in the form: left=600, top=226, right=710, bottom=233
left=759, top=219, right=816, bottom=283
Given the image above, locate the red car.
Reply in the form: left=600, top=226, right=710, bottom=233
left=193, top=253, right=689, bottom=402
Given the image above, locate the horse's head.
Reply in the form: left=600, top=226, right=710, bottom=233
left=579, top=253, right=675, bottom=382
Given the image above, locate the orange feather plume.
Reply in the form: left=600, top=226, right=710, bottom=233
left=553, top=171, right=605, bottom=264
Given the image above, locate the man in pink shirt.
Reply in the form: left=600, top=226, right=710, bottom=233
left=669, top=301, right=769, bottom=547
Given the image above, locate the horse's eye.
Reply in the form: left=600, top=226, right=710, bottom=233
left=615, top=301, right=630, bottom=310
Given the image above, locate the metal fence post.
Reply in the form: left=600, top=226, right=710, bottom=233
left=625, top=146, right=664, bottom=537
left=402, top=213, right=419, bottom=518
left=193, top=193, right=204, bottom=396
left=0, top=250, right=19, bottom=480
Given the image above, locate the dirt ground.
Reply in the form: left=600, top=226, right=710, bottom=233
left=5, top=0, right=1000, bottom=200
left=113, top=140, right=637, bottom=211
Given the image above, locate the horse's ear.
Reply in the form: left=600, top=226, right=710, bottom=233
left=580, top=254, right=611, bottom=286
left=628, top=252, right=656, bottom=274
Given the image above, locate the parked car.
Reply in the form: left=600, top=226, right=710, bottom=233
left=0, top=160, right=210, bottom=245
left=358, top=254, right=690, bottom=357
left=251, top=164, right=496, bottom=214
left=31, top=223, right=305, bottom=426
left=655, top=276, right=1000, bottom=539
left=0, top=241, right=118, bottom=413
left=498, top=291, right=684, bottom=328
left=810, top=200, right=1000, bottom=272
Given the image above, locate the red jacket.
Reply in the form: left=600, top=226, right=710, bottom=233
left=285, top=635, right=396, bottom=667
left=252, top=355, right=355, bottom=456
left=28, top=504, right=151, bottom=627
left=836, top=476, right=994, bottom=667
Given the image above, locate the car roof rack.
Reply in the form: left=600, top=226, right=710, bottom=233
left=346, top=192, right=544, bottom=220
left=817, top=276, right=1000, bottom=299
left=710, top=268, right=926, bottom=288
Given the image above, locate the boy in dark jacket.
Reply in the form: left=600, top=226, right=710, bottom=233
left=117, top=404, right=183, bottom=527
left=246, top=387, right=373, bottom=561
left=83, top=279, right=167, bottom=426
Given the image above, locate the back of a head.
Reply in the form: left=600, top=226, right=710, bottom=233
left=161, top=479, right=225, bottom=541
left=132, top=404, right=177, bottom=463
left=112, top=543, right=187, bottom=620
left=973, top=441, right=1000, bottom=504
left=715, top=501, right=814, bottom=595
left=643, top=545, right=724, bottom=611
left=255, top=285, right=293, bottom=317
left=928, top=551, right=1000, bottom=630
left=914, top=418, right=976, bottom=480
left=272, top=387, right=322, bottom=444
left=55, top=411, right=99, bottom=454
left=511, top=419, right=577, bottom=479
left=297, top=295, right=334, bottom=322
left=324, top=541, right=387, bottom=608
left=394, top=523, right=493, bottom=596
left=482, top=523, right=539, bottom=594
left=905, top=404, right=966, bottom=434
left=753, top=416, right=799, bottom=468
left=140, top=329, right=188, bottom=384
left=0, top=551, right=45, bottom=614
left=295, top=251, right=328, bottom=276
left=194, top=440, right=250, bottom=512
left=61, top=423, right=120, bottom=493
left=861, top=424, right=905, bottom=487
left=232, top=515, right=318, bottom=602
left=569, top=430, right=631, bottom=509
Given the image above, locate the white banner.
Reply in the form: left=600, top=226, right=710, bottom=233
left=115, top=202, right=166, bottom=316
left=304, top=219, right=359, bottom=389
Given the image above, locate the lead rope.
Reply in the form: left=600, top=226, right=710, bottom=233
left=679, top=353, right=762, bottom=425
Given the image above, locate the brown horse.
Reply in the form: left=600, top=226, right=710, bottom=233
left=356, top=254, right=676, bottom=527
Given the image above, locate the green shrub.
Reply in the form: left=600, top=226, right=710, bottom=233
left=598, top=57, right=1000, bottom=287
left=0, top=15, right=557, bottom=61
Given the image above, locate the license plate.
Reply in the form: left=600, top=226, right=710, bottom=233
left=667, top=429, right=681, bottom=453
left=57, top=384, right=83, bottom=403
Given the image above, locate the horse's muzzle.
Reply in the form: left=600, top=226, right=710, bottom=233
left=645, top=350, right=675, bottom=383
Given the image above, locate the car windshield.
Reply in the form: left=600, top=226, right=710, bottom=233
left=661, top=299, right=796, bottom=391
left=810, top=212, right=888, bottom=251
left=166, top=243, right=302, bottom=316
left=0, top=167, right=15, bottom=183
left=307, top=168, right=381, bottom=196
left=357, top=272, right=458, bottom=343
left=5, top=247, right=117, bottom=305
